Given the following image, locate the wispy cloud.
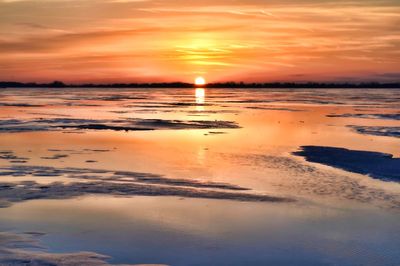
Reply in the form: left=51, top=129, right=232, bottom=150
left=0, top=0, right=399, bottom=82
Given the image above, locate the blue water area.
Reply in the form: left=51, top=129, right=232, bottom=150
left=0, top=196, right=400, bottom=266
left=294, top=146, right=400, bottom=182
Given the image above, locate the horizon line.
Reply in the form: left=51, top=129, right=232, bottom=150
left=1, top=80, right=400, bottom=89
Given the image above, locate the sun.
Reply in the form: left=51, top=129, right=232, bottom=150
left=195, top=77, right=206, bottom=86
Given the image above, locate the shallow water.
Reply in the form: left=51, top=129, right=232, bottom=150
left=0, top=88, right=399, bottom=265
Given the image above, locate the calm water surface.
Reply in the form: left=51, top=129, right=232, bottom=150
left=0, top=88, right=399, bottom=265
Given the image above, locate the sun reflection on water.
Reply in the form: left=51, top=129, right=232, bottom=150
left=195, top=88, right=205, bottom=104
left=195, top=88, right=205, bottom=111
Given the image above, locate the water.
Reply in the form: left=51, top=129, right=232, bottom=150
left=0, top=88, right=399, bottom=265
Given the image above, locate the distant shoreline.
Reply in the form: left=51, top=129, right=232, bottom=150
left=1, top=81, right=399, bottom=89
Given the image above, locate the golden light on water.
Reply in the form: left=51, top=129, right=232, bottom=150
left=195, top=77, right=206, bottom=86
left=195, top=88, right=205, bottom=111
left=195, top=88, right=205, bottom=104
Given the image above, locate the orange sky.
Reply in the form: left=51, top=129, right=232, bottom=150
left=0, top=0, right=399, bottom=83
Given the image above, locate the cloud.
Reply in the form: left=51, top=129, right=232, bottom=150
left=0, top=0, right=399, bottom=82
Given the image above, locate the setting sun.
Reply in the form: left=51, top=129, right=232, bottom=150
left=195, top=77, right=206, bottom=86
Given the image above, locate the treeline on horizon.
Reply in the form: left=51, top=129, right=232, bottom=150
left=0, top=81, right=399, bottom=89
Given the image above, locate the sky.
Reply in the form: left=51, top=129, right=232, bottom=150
left=0, top=0, right=399, bottom=83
